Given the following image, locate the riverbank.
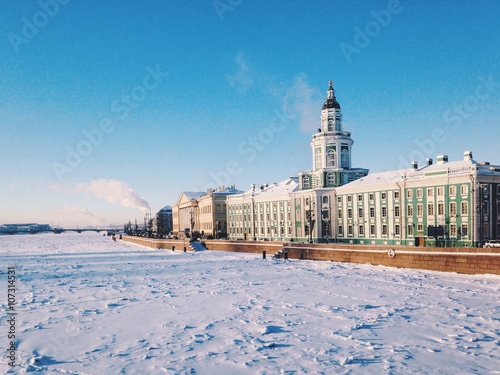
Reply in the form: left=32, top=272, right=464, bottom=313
left=122, top=236, right=500, bottom=275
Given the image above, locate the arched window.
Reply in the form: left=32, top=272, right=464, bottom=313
left=328, top=120, right=334, bottom=131
left=303, top=176, right=310, bottom=188
left=327, top=149, right=336, bottom=166
left=327, top=172, right=335, bottom=186
left=315, top=148, right=322, bottom=170
left=341, top=149, right=349, bottom=168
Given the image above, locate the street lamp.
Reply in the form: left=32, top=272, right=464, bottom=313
left=306, top=196, right=316, bottom=243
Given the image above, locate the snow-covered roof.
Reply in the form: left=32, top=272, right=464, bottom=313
left=339, top=155, right=500, bottom=191
left=183, top=191, right=205, bottom=200
left=212, top=187, right=244, bottom=196
left=228, top=177, right=298, bottom=201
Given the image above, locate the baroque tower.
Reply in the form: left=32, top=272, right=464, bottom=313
left=298, top=80, right=368, bottom=190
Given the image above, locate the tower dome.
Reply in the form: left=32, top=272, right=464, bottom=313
left=322, top=80, right=340, bottom=110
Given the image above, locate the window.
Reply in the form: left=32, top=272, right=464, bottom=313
left=370, top=224, right=376, bottom=236
left=417, top=204, right=423, bottom=216
left=461, top=185, right=468, bottom=195
left=407, top=204, right=413, bottom=216
left=382, top=224, right=388, bottom=235
left=461, top=223, right=468, bottom=237
left=407, top=224, right=414, bottom=236
left=358, top=194, right=363, bottom=202
left=359, top=225, right=364, bottom=236
left=427, top=188, right=434, bottom=197
left=327, top=149, right=336, bottom=167
left=303, top=176, right=310, bottom=188
left=348, top=208, right=353, bottom=219
left=338, top=209, right=342, bottom=218
left=348, top=225, right=353, bottom=236
left=438, top=202, right=444, bottom=215
left=394, top=206, right=400, bottom=217
left=381, top=192, right=387, bottom=200
left=338, top=225, right=343, bottom=236
left=315, top=148, right=322, bottom=170
left=369, top=193, right=374, bottom=201
left=428, top=203, right=434, bottom=216
left=417, top=189, right=423, bottom=198
left=358, top=207, right=363, bottom=218
left=395, top=224, right=400, bottom=236
left=341, top=149, right=349, bottom=168
left=337, top=196, right=342, bottom=203
left=347, top=195, right=352, bottom=202
left=450, top=202, right=457, bottom=216
left=394, top=191, right=400, bottom=199
left=407, top=190, right=413, bottom=199
left=417, top=223, right=424, bottom=232
left=327, top=172, right=335, bottom=186
left=450, top=186, right=457, bottom=196
left=437, top=187, right=444, bottom=196
left=370, top=207, right=375, bottom=218
left=382, top=206, right=387, bottom=217
left=461, top=201, right=468, bottom=215
left=450, top=223, right=457, bottom=237
left=322, top=196, right=329, bottom=204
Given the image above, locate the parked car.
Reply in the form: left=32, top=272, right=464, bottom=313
left=483, top=240, right=500, bottom=248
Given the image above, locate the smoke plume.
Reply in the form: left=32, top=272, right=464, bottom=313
left=76, top=179, right=151, bottom=213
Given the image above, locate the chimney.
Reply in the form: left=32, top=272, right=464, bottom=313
left=437, top=155, right=448, bottom=164
left=426, top=158, right=433, bottom=166
left=464, top=151, right=473, bottom=161
left=411, top=161, right=418, bottom=170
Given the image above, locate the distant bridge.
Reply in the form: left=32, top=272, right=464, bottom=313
left=0, top=226, right=120, bottom=235
left=52, top=228, right=119, bottom=234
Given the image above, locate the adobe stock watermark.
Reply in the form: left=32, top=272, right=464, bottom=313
left=7, top=0, right=71, bottom=54
left=395, top=75, right=499, bottom=173
left=442, top=75, right=500, bottom=131
left=340, top=0, right=403, bottom=64
left=213, top=0, right=243, bottom=21
left=204, top=109, right=290, bottom=190
left=51, top=65, right=169, bottom=181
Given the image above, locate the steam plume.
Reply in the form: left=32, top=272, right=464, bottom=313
left=76, top=179, right=151, bottom=213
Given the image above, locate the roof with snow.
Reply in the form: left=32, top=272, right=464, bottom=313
left=339, top=153, right=499, bottom=191
left=229, top=177, right=298, bottom=200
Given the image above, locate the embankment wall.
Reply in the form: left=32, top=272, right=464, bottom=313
left=122, top=237, right=500, bottom=275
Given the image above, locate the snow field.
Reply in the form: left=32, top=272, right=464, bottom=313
left=0, top=232, right=499, bottom=374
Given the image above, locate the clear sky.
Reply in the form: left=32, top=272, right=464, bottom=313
left=1, top=0, right=499, bottom=227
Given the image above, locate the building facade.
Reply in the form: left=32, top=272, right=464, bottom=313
left=172, top=191, right=204, bottom=237
left=198, top=186, right=242, bottom=238
left=151, top=205, right=173, bottom=236
left=170, top=80, right=499, bottom=247
left=332, top=152, right=500, bottom=247
left=290, top=81, right=369, bottom=242
left=172, top=186, right=241, bottom=238
left=226, top=178, right=298, bottom=241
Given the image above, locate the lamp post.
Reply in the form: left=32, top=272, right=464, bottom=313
left=251, top=184, right=256, bottom=241
left=306, top=196, right=316, bottom=243
left=478, top=184, right=488, bottom=247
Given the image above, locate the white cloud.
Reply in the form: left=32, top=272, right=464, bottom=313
left=227, top=51, right=255, bottom=94
left=282, top=74, right=323, bottom=134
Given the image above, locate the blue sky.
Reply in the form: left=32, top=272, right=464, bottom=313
left=1, top=0, right=499, bottom=227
